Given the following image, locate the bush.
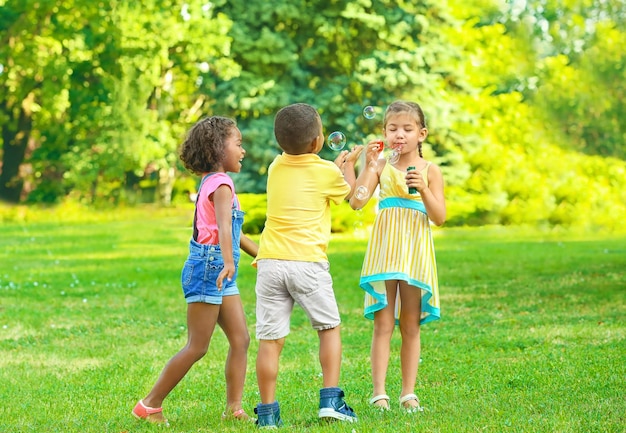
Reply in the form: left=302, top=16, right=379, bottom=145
left=238, top=193, right=267, bottom=234
left=238, top=193, right=378, bottom=235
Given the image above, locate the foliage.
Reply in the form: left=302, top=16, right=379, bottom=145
left=0, top=193, right=381, bottom=236
left=444, top=90, right=626, bottom=230
left=505, top=0, right=626, bottom=159
left=0, top=0, right=237, bottom=203
left=238, top=192, right=379, bottom=235
left=0, top=0, right=470, bottom=200
left=442, top=0, right=626, bottom=229
left=238, top=193, right=267, bottom=235
left=1, top=0, right=625, bottom=230
left=210, top=0, right=470, bottom=193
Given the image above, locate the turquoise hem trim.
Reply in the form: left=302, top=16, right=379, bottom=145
left=379, top=197, right=426, bottom=214
left=360, top=272, right=440, bottom=325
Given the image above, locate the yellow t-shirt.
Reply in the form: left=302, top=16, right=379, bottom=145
left=255, top=153, right=350, bottom=263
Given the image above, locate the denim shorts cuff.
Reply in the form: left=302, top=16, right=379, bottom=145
left=186, top=295, right=222, bottom=305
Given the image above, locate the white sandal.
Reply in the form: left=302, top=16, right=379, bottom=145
left=399, top=393, right=424, bottom=413
left=369, top=394, right=390, bottom=410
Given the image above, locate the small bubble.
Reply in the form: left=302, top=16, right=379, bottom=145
left=327, top=131, right=347, bottom=151
left=363, top=105, right=377, bottom=119
left=385, top=146, right=401, bottom=164
left=354, top=185, right=370, bottom=200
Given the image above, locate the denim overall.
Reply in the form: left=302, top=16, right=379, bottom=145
left=181, top=173, right=244, bottom=304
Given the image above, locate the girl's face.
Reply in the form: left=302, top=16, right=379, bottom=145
left=383, top=113, right=427, bottom=154
left=222, top=127, right=245, bottom=173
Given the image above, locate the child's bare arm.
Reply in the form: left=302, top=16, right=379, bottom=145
left=336, top=145, right=364, bottom=195
left=240, top=233, right=259, bottom=258
left=415, top=164, right=446, bottom=226
left=349, top=141, right=382, bottom=209
left=213, top=185, right=236, bottom=289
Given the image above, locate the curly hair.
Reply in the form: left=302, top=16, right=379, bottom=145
left=274, top=103, right=321, bottom=154
left=179, top=116, right=237, bottom=175
left=383, top=101, right=427, bottom=157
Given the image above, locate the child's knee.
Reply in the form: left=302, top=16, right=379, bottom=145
left=234, top=332, right=251, bottom=351
left=184, top=344, right=209, bottom=361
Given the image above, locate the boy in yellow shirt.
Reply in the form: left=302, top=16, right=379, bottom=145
left=253, top=103, right=362, bottom=428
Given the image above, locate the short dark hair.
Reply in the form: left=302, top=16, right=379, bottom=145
left=274, top=103, right=321, bottom=154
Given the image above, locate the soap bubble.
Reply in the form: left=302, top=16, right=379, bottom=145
left=385, top=149, right=400, bottom=165
left=363, top=105, right=377, bottom=120
left=354, top=185, right=370, bottom=200
left=327, top=131, right=346, bottom=151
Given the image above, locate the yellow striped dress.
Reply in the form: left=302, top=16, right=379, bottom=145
left=361, top=162, right=441, bottom=325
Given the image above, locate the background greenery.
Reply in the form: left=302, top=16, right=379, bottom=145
left=1, top=208, right=624, bottom=432
left=1, top=0, right=625, bottom=229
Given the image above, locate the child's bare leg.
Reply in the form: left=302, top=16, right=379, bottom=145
left=318, top=326, right=341, bottom=387
left=256, top=338, right=284, bottom=404
left=371, top=281, right=397, bottom=407
left=142, top=303, right=220, bottom=420
left=398, top=281, right=422, bottom=408
left=218, top=295, right=251, bottom=414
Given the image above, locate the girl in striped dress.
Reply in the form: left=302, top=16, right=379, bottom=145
left=349, top=101, right=446, bottom=412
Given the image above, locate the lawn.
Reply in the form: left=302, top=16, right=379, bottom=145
left=1, top=207, right=624, bottom=432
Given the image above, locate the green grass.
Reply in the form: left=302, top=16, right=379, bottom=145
left=1, top=208, right=625, bottom=432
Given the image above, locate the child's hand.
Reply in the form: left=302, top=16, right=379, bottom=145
left=406, top=167, right=426, bottom=193
left=334, top=150, right=350, bottom=168
left=334, top=146, right=363, bottom=171
left=216, top=264, right=235, bottom=291
left=345, top=145, right=364, bottom=164
left=364, top=140, right=383, bottom=168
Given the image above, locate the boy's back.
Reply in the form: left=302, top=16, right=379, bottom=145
left=257, top=152, right=350, bottom=262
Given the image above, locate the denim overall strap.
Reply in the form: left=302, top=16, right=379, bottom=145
left=230, top=208, right=244, bottom=264
left=192, top=173, right=213, bottom=242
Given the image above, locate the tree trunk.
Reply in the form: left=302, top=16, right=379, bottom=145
left=0, top=107, right=32, bottom=203
left=157, top=166, right=175, bottom=206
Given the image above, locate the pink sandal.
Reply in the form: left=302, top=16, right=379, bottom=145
left=132, top=400, right=169, bottom=426
left=222, top=408, right=255, bottom=422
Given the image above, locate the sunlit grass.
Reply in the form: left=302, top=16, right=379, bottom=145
left=0, top=210, right=624, bottom=432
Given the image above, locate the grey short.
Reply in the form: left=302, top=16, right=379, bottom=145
left=255, top=259, right=341, bottom=340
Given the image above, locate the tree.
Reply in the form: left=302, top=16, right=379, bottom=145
left=439, top=0, right=626, bottom=228
left=209, top=0, right=471, bottom=192
left=0, top=0, right=238, bottom=203
left=503, top=0, right=626, bottom=158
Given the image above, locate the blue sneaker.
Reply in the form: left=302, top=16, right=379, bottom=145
left=254, top=401, right=283, bottom=429
left=318, top=387, right=357, bottom=422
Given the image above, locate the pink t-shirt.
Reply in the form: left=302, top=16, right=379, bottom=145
left=195, top=173, right=240, bottom=245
